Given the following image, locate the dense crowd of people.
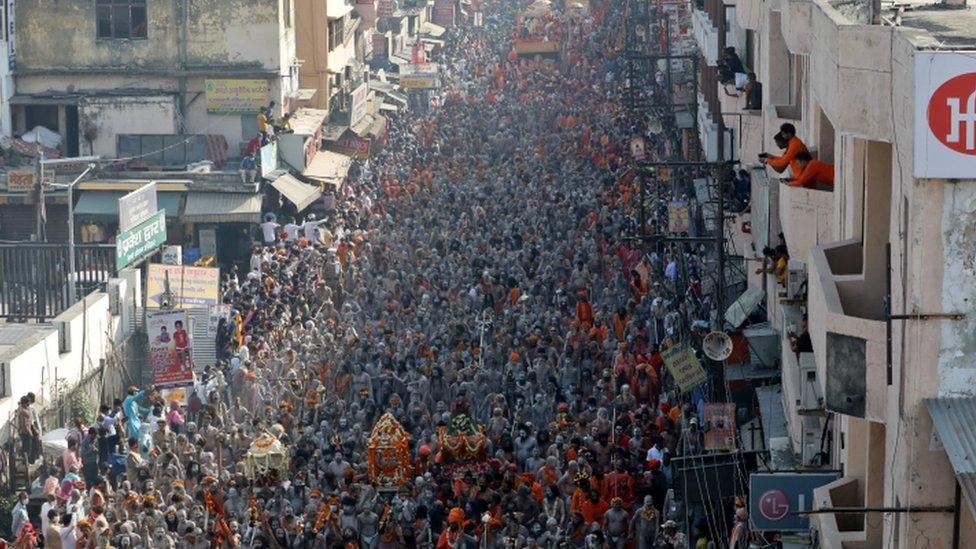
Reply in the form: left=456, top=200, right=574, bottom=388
left=7, top=0, right=748, bottom=547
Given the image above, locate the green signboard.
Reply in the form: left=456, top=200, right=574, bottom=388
left=116, top=210, right=166, bottom=270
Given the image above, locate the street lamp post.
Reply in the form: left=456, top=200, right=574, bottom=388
left=48, top=163, right=97, bottom=306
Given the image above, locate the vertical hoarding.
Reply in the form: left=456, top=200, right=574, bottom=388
left=147, top=309, right=194, bottom=388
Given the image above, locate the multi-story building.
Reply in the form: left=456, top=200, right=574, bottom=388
left=297, top=0, right=369, bottom=122
left=10, top=0, right=298, bottom=158
left=693, top=0, right=976, bottom=545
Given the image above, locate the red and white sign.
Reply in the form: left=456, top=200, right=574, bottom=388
left=758, top=489, right=790, bottom=521
left=915, top=52, right=976, bottom=178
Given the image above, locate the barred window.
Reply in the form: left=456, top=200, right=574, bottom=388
left=96, top=0, right=147, bottom=40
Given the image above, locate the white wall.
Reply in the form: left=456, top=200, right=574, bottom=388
left=0, top=269, right=141, bottom=442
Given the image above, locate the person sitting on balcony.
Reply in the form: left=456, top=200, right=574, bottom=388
left=755, top=245, right=789, bottom=285
left=743, top=72, right=762, bottom=110
left=785, top=151, right=834, bottom=191
left=718, top=47, right=746, bottom=85
left=759, top=123, right=807, bottom=176
left=788, top=314, right=813, bottom=358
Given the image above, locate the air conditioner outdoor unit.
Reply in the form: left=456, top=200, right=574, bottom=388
left=786, top=260, right=807, bottom=300
left=801, top=415, right=824, bottom=465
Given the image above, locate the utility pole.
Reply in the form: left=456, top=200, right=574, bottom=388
left=35, top=151, right=45, bottom=242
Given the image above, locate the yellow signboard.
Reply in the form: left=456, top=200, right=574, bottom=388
left=204, top=79, right=271, bottom=113
left=146, top=263, right=220, bottom=308
left=663, top=345, right=708, bottom=393
left=400, top=76, right=438, bottom=89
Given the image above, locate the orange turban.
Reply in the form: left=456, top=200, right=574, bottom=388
left=448, top=507, right=465, bottom=525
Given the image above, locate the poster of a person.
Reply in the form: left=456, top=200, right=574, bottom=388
left=147, top=309, right=194, bottom=388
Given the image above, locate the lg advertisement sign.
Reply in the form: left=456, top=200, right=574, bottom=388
left=915, top=52, right=976, bottom=178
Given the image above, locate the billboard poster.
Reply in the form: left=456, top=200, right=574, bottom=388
left=204, top=79, right=271, bottom=113
left=662, top=345, right=707, bottom=393
left=703, top=403, right=737, bottom=451
left=146, top=264, right=220, bottom=308
left=350, top=83, right=369, bottom=128
left=914, top=52, right=976, bottom=178
left=668, top=201, right=691, bottom=233
left=118, top=182, right=158, bottom=232
left=147, top=309, right=194, bottom=388
left=329, top=136, right=371, bottom=159
left=750, top=472, right=841, bottom=531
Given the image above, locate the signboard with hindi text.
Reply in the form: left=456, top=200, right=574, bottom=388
left=146, top=264, right=220, bottom=308
left=118, top=182, right=158, bottom=232
left=205, top=79, right=271, bottom=113
left=116, top=210, right=166, bottom=270
left=147, top=309, right=195, bottom=388
left=6, top=170, right=35, bottom=192
left=662, top=345, right=707, bottom=393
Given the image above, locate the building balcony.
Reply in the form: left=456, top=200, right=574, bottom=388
left=811, top=476, right=868, bottom=548
left=782, top=0, right=812, bottom=54
left=808, top=239, right=887, bottom=421
left=692, top=9, right=720, bottom=66
left=808, top=0, right=892, bottom=141
left=779, top=184, right=833, bottom=266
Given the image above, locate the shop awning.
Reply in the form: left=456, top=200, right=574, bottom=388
left=389, top=55, right=412, bottom=67
left=183, top=192, right=262, bottom=223
left=75, top=191, right=182, bottom=219
left=420, top=21, right=447, bottom=37
left=271, top=173, right=322, bottom=213
left=926, top=398, right=976, bottom=518
left=366, top=114, right=388, bottom=137
left=303, top=150, right=353, bottom=185
left=321, top=123, right=348, bottom=142
left=383, top=90, right=409, bottom=107
left=380, top=104, right=399, bottom=113
left=724, top=286, right=764, bottom=329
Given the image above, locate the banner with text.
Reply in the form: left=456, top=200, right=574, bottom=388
left=119, top=182, right=158, bottom=232
left=146, top=264, right=220, bottom=308
left=205, top=79, right=271, bottom=113
left=116, top=210, right=166, bottom=270
left=663, top=345, right=707, bottom=393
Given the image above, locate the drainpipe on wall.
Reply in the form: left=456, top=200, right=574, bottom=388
left=176, top=0, right=189, bottom=133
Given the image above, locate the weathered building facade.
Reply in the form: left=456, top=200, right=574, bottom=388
left=11, top=0, right=298, bottom=158
left=693, top=0, right=976, bottom=545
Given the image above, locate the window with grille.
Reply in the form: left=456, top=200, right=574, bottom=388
left=96, top=0, right=147, bottom=39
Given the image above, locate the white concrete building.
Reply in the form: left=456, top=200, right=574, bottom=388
left=693, top=0, right=976, bottom=545
left=0, top=268, right=142, bottom=443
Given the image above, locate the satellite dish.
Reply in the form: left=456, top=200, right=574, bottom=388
left=702, top=331, right=733, bottom=361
